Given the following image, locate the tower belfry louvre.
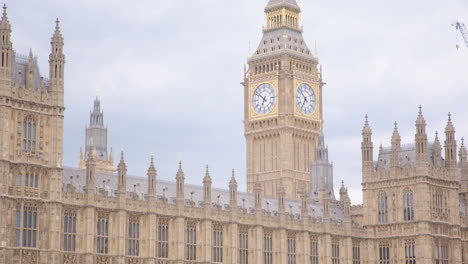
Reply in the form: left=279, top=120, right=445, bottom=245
left=245, top=0, right=323, bottom=199
left=0, top=2, right=466, bottom=264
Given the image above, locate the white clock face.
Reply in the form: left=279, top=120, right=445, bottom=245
left=296, top=83, right=316, bottom=114
left=253, top=83, right=276, bottom=114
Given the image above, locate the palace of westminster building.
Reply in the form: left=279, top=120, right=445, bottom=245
left=0, top=0, right=467, bottom=263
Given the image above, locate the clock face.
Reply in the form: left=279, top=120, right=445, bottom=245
left=253, top=83, right=276, bottom=114
left=296, top=83, right=316, bottom=114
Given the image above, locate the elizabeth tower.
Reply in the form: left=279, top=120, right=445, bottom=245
left=244, top=0, right=323, bottom=199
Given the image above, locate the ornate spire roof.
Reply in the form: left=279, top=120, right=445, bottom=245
left=392, top=122, right=401, bottom=145
left=0, top=4, right=11, bottom=31
left=147, top=155, right=156, bottom=174
left=460, top=138, right=467, bottom=161
left=176, top=161, right=185, bottom=179
left=445, top=112, right=455, bottom=133
left=434, top=131, right=441, bottom=148
left=416, top=105, right=426, bottom=127
left=229, top=169, right=237, bottom=186
left=362, top=114, right=372, bottom=134
left=249, top=0, right=315, bottom=62
left=51, top=18, right=64, bottom=44
left=203, top=165, right=212, bottom=184
left=265, top=0, right=300, bottom=12
left=118, top=151, right=127, bottom=171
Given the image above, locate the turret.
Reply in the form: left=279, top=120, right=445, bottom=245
left=278, top=184, right=286, bottom=215
left=254, top=177, right=262, bottom=212
left=415, top=106, right=428, bottom=170
left=300, top=187, right=308, bottom=220
left=203, top=165, right=212, bottom=208
left=361, top=115, right=374, bottom=179
left=433, top=132, right=442, bottom=168
left=0, top=4, right=12, bottom=85
left=390, top=122, right=401, bottom=169
left=26, top=49, right=36, bottom=89
left=444, top=113, right=457, bottom=174
left=117, top=151, right=127, bottom=197
left=459, top=138, right=468, bottom=190
left=85, top=151, right=96, bottom=197
left=49, top=18, right=65, bottom=106
left=147, top=156, right=157, bottom=202
left=229, top=169, right=238, bottom=209
left=340, top=181, right=351, bottom=220
left=176, top=161, right=185, bottom=205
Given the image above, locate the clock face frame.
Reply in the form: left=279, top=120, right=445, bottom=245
left=253, top=83, right=276, bottom=114
left=296, top=83, right=316, bottom=115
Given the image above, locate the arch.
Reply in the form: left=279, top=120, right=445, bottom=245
left=23, top=116, right=36, bottom=153
left=378, top=191, right=388, bottom=223
left=403, top=189, right=414, bottom=221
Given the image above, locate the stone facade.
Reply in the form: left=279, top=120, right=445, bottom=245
left=0, top=1, right=467, bottom=264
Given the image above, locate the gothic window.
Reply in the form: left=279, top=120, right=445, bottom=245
left=239, top=229, right=249, bottom=264
left=405, top=240, right=416, bottom=264
left=96, top=213, right=109, bottom=254
left=213, top=224, right=223, bottom=263
left=332, top=239, right=340, bottom=264
left=435, top=239, right=448, bottom=264
left=264, top=231, right=273, bottom=264
left=185, top=221, right=197, bottom=261
left=157, top=218, right=169, bottom=258
left=24, top=173, right=38, bottom=188
left=434, top=189, right=444, bottom=215
left=16, top=173, right=22, bottom=187
left=353, top=240, right=361, bottom=264
left=63, top=210, right=77, bottom=252
left=379, top=242, right=390, bottom=264
left=15, top=204, right=38, bottom=248
left=14, top=205, right=21, bottom=247
left=378, top=192, right=388, bottom=223
left=22, top=116, right=36, bottom=153
left=310, top=236, right=319, bottom=264
left=287, top=233, right=296, bottom=264
left=127, top=216, right=140, bottom=256
left=403, top=189, right=414, bottom=221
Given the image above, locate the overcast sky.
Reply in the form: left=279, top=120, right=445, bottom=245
left=6, top=0, right=468, bottom=204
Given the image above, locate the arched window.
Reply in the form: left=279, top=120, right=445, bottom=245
left=403, top=189, right=414, bottom=221
left=23, top=116, right=36, bottom=153
left=434, top=190, right=443, bottom=215
left=378, top=192, right=388, bottom=223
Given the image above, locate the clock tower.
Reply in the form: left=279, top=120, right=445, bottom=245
left=244, top=0, right=323, bottom=199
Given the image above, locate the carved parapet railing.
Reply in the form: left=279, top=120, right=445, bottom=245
left=20, top=249, right=39, bottom=264
left=126, top=257, right=141, bottom=264
left=156, top=259, right=175, bottom=264
left=95, top=255, right=112, bottom=264
left=62, top=253, right=79, bottom=264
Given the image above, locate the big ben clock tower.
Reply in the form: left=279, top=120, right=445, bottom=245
left=244, top=0, right=323, bottom=199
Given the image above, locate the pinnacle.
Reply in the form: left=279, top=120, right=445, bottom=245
left=362, top=114, right=372, bottom=134
left=445, top=112, right=455, bottom=133
left=2, top=4, right=6, bottom=18
left=416, top=105, right=426, bottom=126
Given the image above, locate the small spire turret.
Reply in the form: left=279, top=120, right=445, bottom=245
left=117, top=151, right=127, bottom=193
left=147, top=156, right=157, bottom=200
left=444, top=113, right=457, bottom=172
left=229, top=169, right=238, bottom=208
left=433, top=131, right=442, bottom=167
left=361, top=115, right=374, bottom=179
left=415, top=106, right=428, bottom=169
left=390, top=122, right=401, bottom=169
left=203, top=165, right=212, bottom=206
left=176, top=161, right=185, bottom=204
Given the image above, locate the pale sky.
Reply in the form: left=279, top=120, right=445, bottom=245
left=6, top=0, right=468, bottom=204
